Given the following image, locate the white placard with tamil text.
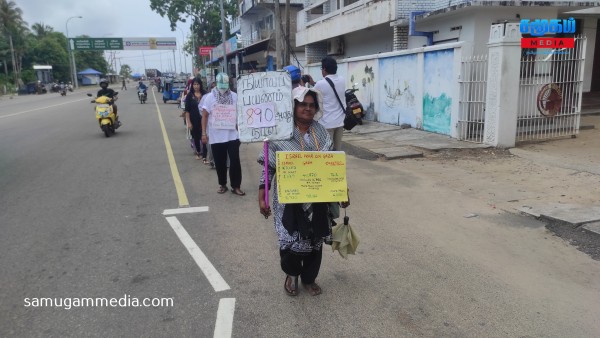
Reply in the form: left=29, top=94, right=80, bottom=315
left=237, top=72, right=293, bottom=143
left=212, top=104, right=237, bottom=130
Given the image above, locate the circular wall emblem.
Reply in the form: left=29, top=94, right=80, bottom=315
left=536, top=83, right=563, bottom=117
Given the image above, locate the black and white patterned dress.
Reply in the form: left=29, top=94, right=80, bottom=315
left=258, top=121, right=334, bottom=254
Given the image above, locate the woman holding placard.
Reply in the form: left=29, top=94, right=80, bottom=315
left=201, top=73, right=245, bottom=196
left=258, top=86, right=350, bottom=296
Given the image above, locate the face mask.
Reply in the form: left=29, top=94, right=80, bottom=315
left=218, top=88, right=228, bottom=95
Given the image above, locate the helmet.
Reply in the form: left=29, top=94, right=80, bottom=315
left=283, top=65, right=301, bottom=82
left=99, top=78, right=109, bottom=86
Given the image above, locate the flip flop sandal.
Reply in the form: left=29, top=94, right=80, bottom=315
left=217, top=186, right=228, bottom=194
left=231, top=189, right=246, bottom=196
left=284, top=275, right=298, bottom=296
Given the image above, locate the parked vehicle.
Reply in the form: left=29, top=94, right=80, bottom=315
left=87, top=92, right=119, bottom=137
left=345, top=83, right=365, bottom=125
left=51, top=82, right=61, bottom=93
left=23, top=82, right=47, bottom=94
left=162, top=79, right=186, bottom=103
left=59, top=83, right=67, bottom=96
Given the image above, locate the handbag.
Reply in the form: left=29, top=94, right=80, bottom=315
left=325, top=78, right=358, bottom=131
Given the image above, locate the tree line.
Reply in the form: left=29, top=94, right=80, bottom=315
left=0, top=0, right=109, bottom=92
left=149, top=0, right=237, bottom=69
left=1, top=0, right=236, bottom=92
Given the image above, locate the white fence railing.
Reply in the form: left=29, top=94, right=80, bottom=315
left=458, top=55, right=487, bottom=143
left=516, top=36, right=586, bottom=142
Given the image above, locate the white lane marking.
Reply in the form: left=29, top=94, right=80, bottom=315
left=165, top=216, right=230, bottom=292
left=162, top=206, right=209, bottom=216
left=0, top=98, right=90, bottom=119
left=213, top=298, right=236, bottom=338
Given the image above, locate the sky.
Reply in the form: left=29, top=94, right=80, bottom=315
left=18, top=0, right=194, bottom=75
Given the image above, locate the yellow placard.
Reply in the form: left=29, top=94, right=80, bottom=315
left=276, top=151, right=348, bottom=203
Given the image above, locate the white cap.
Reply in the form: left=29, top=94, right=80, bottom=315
left=292, top=86, right=323, bottom=121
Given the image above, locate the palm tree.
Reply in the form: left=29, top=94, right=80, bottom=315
left=0, top=0, right=28, bottom=85
left=31, top=22, right=54, bottom=38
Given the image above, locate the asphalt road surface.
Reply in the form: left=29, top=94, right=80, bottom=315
left=1, top=88, right=599, bottom=337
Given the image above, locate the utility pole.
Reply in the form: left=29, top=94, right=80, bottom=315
left=142, top=51, right=147, bottom=75
left=172, top=49, right=177, bottom=75
left=285, top=0, right=290, bottom=65
left=274, top=0, right=282, bottom=70
left=192, top=33, right=197, bottom=74
left=65, top=16, right=83, bottom=89
left=8, top=35, right=17, bottom=87
left=219, top=0, right=228, bottom=75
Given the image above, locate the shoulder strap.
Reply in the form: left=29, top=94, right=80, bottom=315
left=325, top=77, right=346, bottom=110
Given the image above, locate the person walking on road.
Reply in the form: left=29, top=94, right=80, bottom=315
left=258, top=86, right=350, bottom=296
left=184, top=78, right=207, bottom=161
left=121, top=78, right=127, bottom=90
left=314, top=57, right=346, bottom=151
left=201, top=73, right=245, bottom=196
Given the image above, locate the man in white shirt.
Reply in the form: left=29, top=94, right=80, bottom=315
left=314, top=57, right=345, bottom=150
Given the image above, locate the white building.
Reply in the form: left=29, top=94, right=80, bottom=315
left=296, top=0, right=599, bottom=92
left=236, top=1, right=599, bottom=145
left=231, top=0, right=306, bottom=72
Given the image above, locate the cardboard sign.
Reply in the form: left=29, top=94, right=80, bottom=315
left=212, top=104, right=237, bottom=130
left=276, top=151, right=348, bottom=203
left=243, top=102, right=277, bottom=128
left=237, top=72, right=293, bottom=142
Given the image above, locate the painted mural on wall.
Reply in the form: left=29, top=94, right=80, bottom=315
left=423, top=49, right=454, bottom=135
left=378, top=54, right=418, bottom=126
left=347, top=60, right=377, bottom=121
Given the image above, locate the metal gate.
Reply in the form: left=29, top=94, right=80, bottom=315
left=516, top=36, right=586, bottom=142
left=458, top=55, right=488, bottom=143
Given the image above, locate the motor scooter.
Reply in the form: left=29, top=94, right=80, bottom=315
left=87, top=93, right=119, bottom=137
left=138, top=88, right=147, bottom=103
left=60, top=84, right=67, bottom=96
left=345, top=83, right=365, bottom=125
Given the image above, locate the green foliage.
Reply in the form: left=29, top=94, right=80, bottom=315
left=119, top=64, right=132, bottom=78
left=27, top=32, right=70, bottom=81
left=149, top=0, right=237, bottom=67
left=20, top=69, right=34, bottom=82
left=31, top=22, right=53, bottom=37
left=0, top=2, right=107, bottom=85
left=75, top=50, right=109, bottom=74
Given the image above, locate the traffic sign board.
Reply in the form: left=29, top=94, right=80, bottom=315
left=72, top=38, right=123, bottom=50
left=70, top=37, right=177, bottom=51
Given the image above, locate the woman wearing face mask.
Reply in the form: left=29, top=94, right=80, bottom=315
left=201, top=73, right=245, bottom=196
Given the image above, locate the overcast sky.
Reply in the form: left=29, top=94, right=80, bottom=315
left=18, top=0, right=193, bottom=74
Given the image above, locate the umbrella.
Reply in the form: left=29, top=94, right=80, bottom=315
left=331, top=211, right=360, bottom=259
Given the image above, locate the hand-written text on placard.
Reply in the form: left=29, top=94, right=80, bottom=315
left=237, top=72, right=293, bottom=142
left=276, top=151, right=348, bottom=203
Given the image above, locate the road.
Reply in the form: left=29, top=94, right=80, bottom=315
left=1, top=89, right=599, bottom=337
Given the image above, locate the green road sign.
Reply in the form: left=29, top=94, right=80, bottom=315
left=71, top=38, right=124, bottom=50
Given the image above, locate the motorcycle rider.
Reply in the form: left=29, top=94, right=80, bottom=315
left=138, top=81, right=147, bottom=92
left=97, top=78, right=120, bottom=126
